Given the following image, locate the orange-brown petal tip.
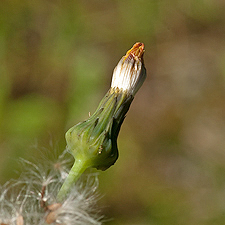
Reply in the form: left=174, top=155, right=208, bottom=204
left=124, top=42, right=145, bottom=60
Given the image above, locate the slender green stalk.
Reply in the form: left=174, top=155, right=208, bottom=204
left=57, top=159, right=88, bottom=201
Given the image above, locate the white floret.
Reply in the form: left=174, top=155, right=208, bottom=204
left=111, top=56, right=146, bottom=96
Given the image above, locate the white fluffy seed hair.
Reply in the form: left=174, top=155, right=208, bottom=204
left=0, top=149, right=103, bottom=225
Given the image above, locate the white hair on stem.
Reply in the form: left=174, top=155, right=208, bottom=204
left=0, top=149, right=103, bottom=225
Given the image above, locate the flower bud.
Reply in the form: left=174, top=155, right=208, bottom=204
left=58, top=43, right=146, bottom=199
left=111, top=42, right=146, bottom=96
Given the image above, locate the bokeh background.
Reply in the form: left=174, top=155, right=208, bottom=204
left=0, top=1, right=225, bottom=224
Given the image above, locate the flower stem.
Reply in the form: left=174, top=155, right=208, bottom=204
left=57, top=159, right=88, bottom=201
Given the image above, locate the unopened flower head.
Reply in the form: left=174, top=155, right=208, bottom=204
left=111, top=42, right=146, bottom=96
left=58, top=42, right=147, bottom=199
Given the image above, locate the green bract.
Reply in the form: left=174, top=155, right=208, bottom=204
left=66, top=89, right=133, bottom=171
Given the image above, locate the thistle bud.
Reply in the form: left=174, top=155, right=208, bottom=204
left=58, top=43, right=146, bottom=199
left=111, top=42, right=146, bottom=96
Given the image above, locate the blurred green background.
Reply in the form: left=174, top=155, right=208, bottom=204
left=0, top=0, right=225, bottom=224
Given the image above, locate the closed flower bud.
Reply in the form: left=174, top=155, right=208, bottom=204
left=111, top=42, right=146, bottom=96
left=58, top=42, right=146, bottom=200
